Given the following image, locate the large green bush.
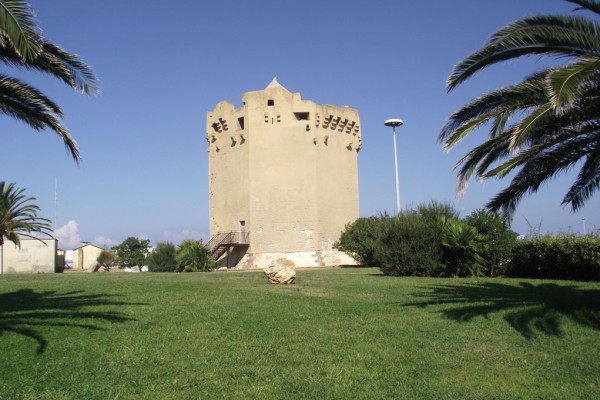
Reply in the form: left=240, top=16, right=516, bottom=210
left=375, top=211, right=445, bottom=276
left=334, top=215, right=390, bottom=268
left=464, top=209, right=518, bottom=277
left=508, top=235, right=600, bottom=281
left=147, top=242, right=177, bottom=272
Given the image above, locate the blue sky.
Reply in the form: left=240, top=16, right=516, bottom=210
left=2, top=0, right=598, bottom=249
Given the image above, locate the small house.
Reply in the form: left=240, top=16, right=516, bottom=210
left=72, top=243, right=104, bottom=271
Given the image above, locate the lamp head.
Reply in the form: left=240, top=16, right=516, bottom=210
left=384, top=118, right=404, bottom=127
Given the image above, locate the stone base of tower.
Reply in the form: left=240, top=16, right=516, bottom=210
left=215, top=249, right=358, bottom=270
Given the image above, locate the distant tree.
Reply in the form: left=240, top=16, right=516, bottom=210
left=147, top=242, right=177, bottom=272
left=113, top=237, right=149, bottom=271
left=96, top=249, right=116, bottom=272
left=440, top=0, right=600, bottom=221
left=0, top=0, right=99, bottom=162
left=175, top=240, right=214, bottom=272
left=0, top=181, right=52, bottom=247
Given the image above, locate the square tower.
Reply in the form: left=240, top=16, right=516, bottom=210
left=206, top=79, right=361, bottom=269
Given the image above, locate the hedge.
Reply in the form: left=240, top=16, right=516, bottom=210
left=508, top=235, right=600, bottom=281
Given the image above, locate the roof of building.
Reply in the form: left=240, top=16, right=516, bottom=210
left=265, top=77, right=289, bottom=92
left=73, top=243, right=104, bottom=251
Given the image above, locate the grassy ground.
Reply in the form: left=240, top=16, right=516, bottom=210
left=1, top=268, right=599, bottom=399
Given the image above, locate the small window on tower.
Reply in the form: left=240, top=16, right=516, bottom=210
left=267, top=99, right=275, bottom=106
left=294, top=112, right=309, bottom=121
left=238, top=117, right=245, bottom=130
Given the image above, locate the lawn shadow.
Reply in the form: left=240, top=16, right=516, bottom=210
left=0, top=289, right=143, bottom=354
left=404, top=281, right=600, bottom=339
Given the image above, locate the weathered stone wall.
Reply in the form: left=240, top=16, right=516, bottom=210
left=215, top=249, right=357, bottom=270
left=207, top=100, right=250, bottom=239
left=1, top=239, right=57, bottom=274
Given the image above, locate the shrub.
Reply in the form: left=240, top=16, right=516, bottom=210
left=334, top=215, right=390, bottom=267
left=335, top=202, right=518, bottom=278
left=508, top=235, right=600, bottom=281
left=96, top=250, right=116, bottom=272
left=176, top=240, right=215, bottom=272
left=147, top=242, right=177, bottom=272
left=417, top=200, right=460, bottom=222
left=464, top=209, right=518, bottom=277
left=375, top=211, right=445, bottom=276
left=440, top=219, right=488, bottom=277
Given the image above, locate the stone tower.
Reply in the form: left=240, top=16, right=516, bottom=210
left=206, top=79, right=360, bottom=269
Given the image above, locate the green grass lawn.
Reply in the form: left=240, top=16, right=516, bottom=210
left=1, top=268, right=599, bottom=399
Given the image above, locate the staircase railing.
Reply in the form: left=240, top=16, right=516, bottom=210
left=207, top=231, right=249, bottom=260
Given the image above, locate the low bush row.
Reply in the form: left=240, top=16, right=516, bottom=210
left=98, top=238, right=215, bottom=272
left=336, top=202, right=600, bottom=281
left=336, top=201, right=517, bottom=277
left=508, top=235, right=600, bottom=281
left=146, top=239, right=215, bottom=272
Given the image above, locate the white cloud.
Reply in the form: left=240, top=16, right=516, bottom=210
left=53, top=221, right=119, bottom=250
left=53, top=220, right=81, bottom=249
left=93, top=236, right=119, bottom=249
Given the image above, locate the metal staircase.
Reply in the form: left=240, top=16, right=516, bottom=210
left=207, top=231, right=249, bottom=261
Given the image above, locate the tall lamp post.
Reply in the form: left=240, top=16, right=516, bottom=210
left=384, top=118, right=404, bottom=214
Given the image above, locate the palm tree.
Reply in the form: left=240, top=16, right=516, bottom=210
left=440, top=219, right=488, bottom=277
left=0, top=0, right=98, bottom=163
left=176, top=239, right=215, bottom=272
left=0, top=181, right=52, bottom=249
left=439, top=0, right=600, bottom=222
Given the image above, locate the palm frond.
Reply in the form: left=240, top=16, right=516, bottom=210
left=511, top=103, right=554, bottom=150
left=448, top=15, right=600, bottom=90
left=0, top=34, right=99, bottom=96
left=40, top=41, right=99, bottom=96
left=562, top=136, right=600, bottom=208
left=566, top=0, right=600, bottom=15
left=0, top=74, right=81, bottom=162
left=454, top=130, right=513, bottom=195
left=490, top=112, right=510, bottom=138
left=546, top=58, right=600, bottom=109
left=0, top=0, right=41, bottom=60
left=441, top=115, right=493, bottom=150
left=487, top=134, right=594, bottom=220
left=444, top=2, right=600, bottom=220
left=440, top=71, right=548, bottom=146
left=483, top=128, right=581, bottom=179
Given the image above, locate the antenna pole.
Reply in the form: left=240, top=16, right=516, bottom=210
left=54, top=179, right=58, bottom=232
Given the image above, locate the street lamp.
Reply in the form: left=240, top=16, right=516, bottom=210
left=384, top=118, right=404, bottom=214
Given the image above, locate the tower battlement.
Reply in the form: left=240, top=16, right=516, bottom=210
left=206, top=78, right=362, bottom=154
